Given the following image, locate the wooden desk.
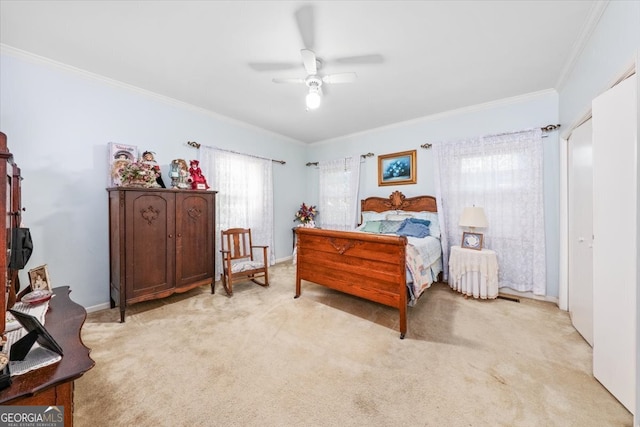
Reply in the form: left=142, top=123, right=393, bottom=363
left=0, top=286, right=95, bottom=426
left=448, top=246, right=499, bottom=299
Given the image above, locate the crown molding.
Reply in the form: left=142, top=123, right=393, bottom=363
left=0, top=43, right=561, bottom=148
left=555, top=1, right=610, bottom=90
left=314, top=89, right=558, bottom=146
left=0, top=44, right=304, bottom=146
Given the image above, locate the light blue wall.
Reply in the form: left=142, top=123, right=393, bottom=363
left=559, top=1, right=640, bottom=129
left=0, top=50, right=307, bottom=309
left=306, top=91, right=561, bottom=297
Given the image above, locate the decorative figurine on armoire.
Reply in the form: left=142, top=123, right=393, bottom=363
left=188, top=159, right=209, bottom=190
left=141, top=151, right=166, bottom=188
left=169, top=159, right=190, bottom=189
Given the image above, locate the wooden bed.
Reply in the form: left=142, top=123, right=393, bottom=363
left=294, top=191, right=438, bottom=339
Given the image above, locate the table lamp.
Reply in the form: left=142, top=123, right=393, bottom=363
left=459, top=206, right=488, bottom=250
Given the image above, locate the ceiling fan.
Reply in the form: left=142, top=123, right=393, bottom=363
left=272, top=49, right=359, bottom=110
left=249, top=5, right=383, bottom=110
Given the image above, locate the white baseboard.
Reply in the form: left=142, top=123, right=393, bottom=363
left=499, top=287, right=559, bottom=306
left=275, top=255, right=294, bottom=264
left=86, top=302, right=111, bottom=314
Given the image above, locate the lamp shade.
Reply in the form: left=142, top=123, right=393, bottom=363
left=459, top=206, right=488, bottom=228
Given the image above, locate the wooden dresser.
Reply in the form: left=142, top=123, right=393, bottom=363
left=107, top=187, right=217, bottom=322
left=0, top=132, right=94, bottom=426
left=0, top=287, right=95, bottom=426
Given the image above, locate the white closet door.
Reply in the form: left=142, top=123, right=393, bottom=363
left=592, top=76, right=637, bottom=414
left=568, top=119, right=594, bottom=346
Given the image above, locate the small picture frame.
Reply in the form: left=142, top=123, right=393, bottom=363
left=378, top=150, right=417, bottom=186
left=461, top=232, right=484, bottom=250
left=28, top=264, right=52, bottom=292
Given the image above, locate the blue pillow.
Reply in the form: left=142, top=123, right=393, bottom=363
left=406, top=218, right=431, bottom=227
left=396, top=220, right=431, bottom=238
left=412, top=212, right=440, bottom=238
left=379, top=220, right=404, bottom=234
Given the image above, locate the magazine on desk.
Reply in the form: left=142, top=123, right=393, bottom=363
left=8, top=346, right=61, bottom=376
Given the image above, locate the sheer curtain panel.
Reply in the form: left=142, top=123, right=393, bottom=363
left=434, top=129, right=546, bottom=295
left=200, top=147, right=275, bottom=280
left=318, top=157, right=361, bottom=230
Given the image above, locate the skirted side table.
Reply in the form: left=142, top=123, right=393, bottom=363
left=448, top=245, right=499, bottom=299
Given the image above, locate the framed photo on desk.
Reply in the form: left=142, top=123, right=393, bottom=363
left=461, top=232, right=484, bottom=250
left=28, top=264, right=52, bottom=292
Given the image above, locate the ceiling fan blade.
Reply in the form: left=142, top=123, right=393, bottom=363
left=334, top=54, right=384, bottom=65
left=301, top=49, right=317, bottom=75
left=294, top=5, right=315, bottom=50
left=272, top=77, right=306, bottom=84
left=249, top=62, right=298, bottom=72
left=322, top=72, right=357, bottom=84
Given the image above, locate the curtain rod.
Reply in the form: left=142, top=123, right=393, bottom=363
left=306, top=152, right=374, bottom=167
left=186, top=141, right=286, bottom=164
left=420, top=124, right=561, bottom=149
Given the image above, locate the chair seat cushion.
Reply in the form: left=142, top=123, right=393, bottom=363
left=230, top=260, right=265, bottom=274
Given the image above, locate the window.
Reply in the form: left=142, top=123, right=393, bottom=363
left=200, top=147, right=274, bottom=278
left=434, top=129, right=546, bottom=294
left=318, top=157, right=361, bottom=230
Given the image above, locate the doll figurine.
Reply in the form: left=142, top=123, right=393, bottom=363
left=188, top=160, right=209, bottom=190
left=142, top=151, right=166, bottom=188
left=170, top=159, right=190, bottom=189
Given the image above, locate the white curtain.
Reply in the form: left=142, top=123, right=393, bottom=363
left=434, top=128, right=546, bottom=295
left=318, top=157, right=361, bottom=230
left=200, top=147, right=275, bottom=280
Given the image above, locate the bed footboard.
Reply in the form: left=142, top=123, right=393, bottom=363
left=294, top=227, right=408, bottom=338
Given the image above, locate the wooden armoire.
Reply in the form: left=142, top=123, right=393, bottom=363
left=107, top=187, right=217, bottom=322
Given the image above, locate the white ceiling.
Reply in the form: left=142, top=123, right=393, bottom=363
left=0, top=1, right=599, bottom=143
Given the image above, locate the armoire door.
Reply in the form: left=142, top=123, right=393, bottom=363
left=568, top=118, right=594, bottom=346
left=125, top=191, right=176, bottom=300
left=175, top=192, right=215, bottom=288
left=592, top=75, right=637, bottom=414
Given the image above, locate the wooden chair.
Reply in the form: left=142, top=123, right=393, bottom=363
left=217, top=228, right=269, bottom=296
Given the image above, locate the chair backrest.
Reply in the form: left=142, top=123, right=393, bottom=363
left=221, top=228, right=254, bottom=262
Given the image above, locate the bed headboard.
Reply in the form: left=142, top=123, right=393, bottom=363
left=361, top=191, right=437, bottom=213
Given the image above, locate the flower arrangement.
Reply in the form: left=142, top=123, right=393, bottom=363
left=117, top=161, right=159, bottom=187
left=294, top=202, right=318, bottom=226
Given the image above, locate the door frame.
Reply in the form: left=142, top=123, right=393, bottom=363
left=558, top=60, right=637, bottom=311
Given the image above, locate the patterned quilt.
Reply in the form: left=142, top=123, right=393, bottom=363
left=405, top=236, right=443, bottom=305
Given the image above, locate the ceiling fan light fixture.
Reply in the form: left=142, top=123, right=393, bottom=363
left=305, top=88, right=321, bottom=110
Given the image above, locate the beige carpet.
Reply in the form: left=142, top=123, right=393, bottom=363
left=75, top=262, right=632, bottom=426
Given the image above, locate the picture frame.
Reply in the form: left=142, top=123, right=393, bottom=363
left=108, top=142, right=139, bottom=187
left=378, top=150, right=417, bottom=186
left=461, top=232, right=484, bottom=250
left=8, top=309, right=64, bottom=360
left=28, top=264, right=52, bottom=292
